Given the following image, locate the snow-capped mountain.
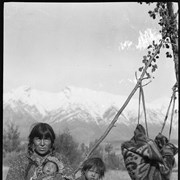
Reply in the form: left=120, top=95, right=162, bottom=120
left=3, top=86, right=178, bottom=144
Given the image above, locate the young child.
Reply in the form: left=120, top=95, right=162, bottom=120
left=76, top=157, right=106, bottom=180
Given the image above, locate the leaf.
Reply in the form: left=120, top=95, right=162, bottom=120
left=148, top=10, right=153, bottom=14
left=153, top=58, right=156, bottom=62
left=142, top=59, right=148, bottom=64
left=138, top=67, right=143, bottom=72
left=143, top=56, right=147, bottom=59
left=154, top=64, right=158, bottom=68
left=152, top=64, right=158, bottom=72
left=147, top=45, right=152, bottom=49
left=165, top=44, right=169, bottom=48
left=166, top=51, right=172, bottom=58
left=146, top=72, right=150, bottom=78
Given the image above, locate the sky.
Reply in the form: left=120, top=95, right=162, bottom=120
left=4, top=2, right=178, bottom=102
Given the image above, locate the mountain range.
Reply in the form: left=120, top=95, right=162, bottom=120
left=3, top=86, right=178, bottom=144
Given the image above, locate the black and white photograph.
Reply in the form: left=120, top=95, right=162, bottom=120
left=3, top=2, right=178, bottom=180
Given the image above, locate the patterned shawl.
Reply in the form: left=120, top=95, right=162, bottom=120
left=121, top=124, right=178, bottom=180
left=6, top=151, right=73, bottom=180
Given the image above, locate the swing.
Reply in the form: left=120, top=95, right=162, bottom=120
left=121, top=83, right=178, bottom=180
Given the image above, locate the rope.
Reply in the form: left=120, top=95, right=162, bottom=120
left=169, top=91, right=176, bottom=140
left=140, top=85, right=149, bottom=137
left=138, top=85, right=142, bottom=125
left=160, top=93, right=174, bottom=134
left=160, top=83, right=177, bottom=140
left=137, top=82, right=149, bottom=137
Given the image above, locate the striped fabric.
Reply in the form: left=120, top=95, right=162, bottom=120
left=121, top=124, right=178, bottom=180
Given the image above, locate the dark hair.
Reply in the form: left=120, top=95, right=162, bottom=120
left=81, top=157, right=106, bottom=178
left=28, top=122, right=56, bottom=155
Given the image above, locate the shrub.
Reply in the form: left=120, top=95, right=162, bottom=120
left=3, top=122, right=21, bottom=153
left=3, top=151, right=20, bottom=167
left=54, top=128, right=82, bottom=169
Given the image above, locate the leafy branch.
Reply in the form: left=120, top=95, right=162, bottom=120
left=138, top=2, right=178, bottom=85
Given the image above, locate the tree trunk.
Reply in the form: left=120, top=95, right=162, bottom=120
left=167, top=2, right=179, bottom=86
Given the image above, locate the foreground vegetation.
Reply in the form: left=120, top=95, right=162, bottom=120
left=3, top=122, right=125, bottom=170
left=3, top=166, right=178, bottom=180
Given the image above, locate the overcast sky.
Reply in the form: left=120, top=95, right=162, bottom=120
left=4, top=2, right=178, bottom=102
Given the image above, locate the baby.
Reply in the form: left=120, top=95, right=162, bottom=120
left=41, top=161, right=72, bottom=180
left=31, top=158, right=64, bottom=180
left=41, top=160, right=59, bottom=180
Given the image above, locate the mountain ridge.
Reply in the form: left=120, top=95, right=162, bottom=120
left=3, top=86, right=178, bottom=143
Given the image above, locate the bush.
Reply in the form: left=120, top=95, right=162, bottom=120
left=3, top=122, right=21, bottom=153
left=88, top=139, right=103, bottom=158
left=54, top=129, right=82, bottom=169
left=3, top=151, right=20, bottom=167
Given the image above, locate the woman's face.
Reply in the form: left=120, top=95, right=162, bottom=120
left=33, top=137, right=52, bottom=156
left=85, top=168, right=100, bottom=180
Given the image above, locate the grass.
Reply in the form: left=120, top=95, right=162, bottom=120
left=104, top=170, right=178, bottom=180
left=104, top=170, right=131, bottom=180
left=3, top=166, right=9, bottom=180
left=3, top=167, right=178, bottom=180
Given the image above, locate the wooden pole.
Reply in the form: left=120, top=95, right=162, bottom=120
left=167, top=2, right=179, bottom=86
left=73, top=41, right=163, bottom=177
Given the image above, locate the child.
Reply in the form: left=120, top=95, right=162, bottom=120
left=76, top=157, right=106, bottom=180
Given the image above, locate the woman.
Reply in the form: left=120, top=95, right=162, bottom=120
left=6, top=122, right=73, bottom=180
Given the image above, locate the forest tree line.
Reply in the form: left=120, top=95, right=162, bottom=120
left=3, top=122, right=126, bottom=171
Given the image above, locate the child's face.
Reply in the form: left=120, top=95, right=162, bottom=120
left=43, top=162, right=57, bottom=175
left=85, top=168, right=100, bottom=180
